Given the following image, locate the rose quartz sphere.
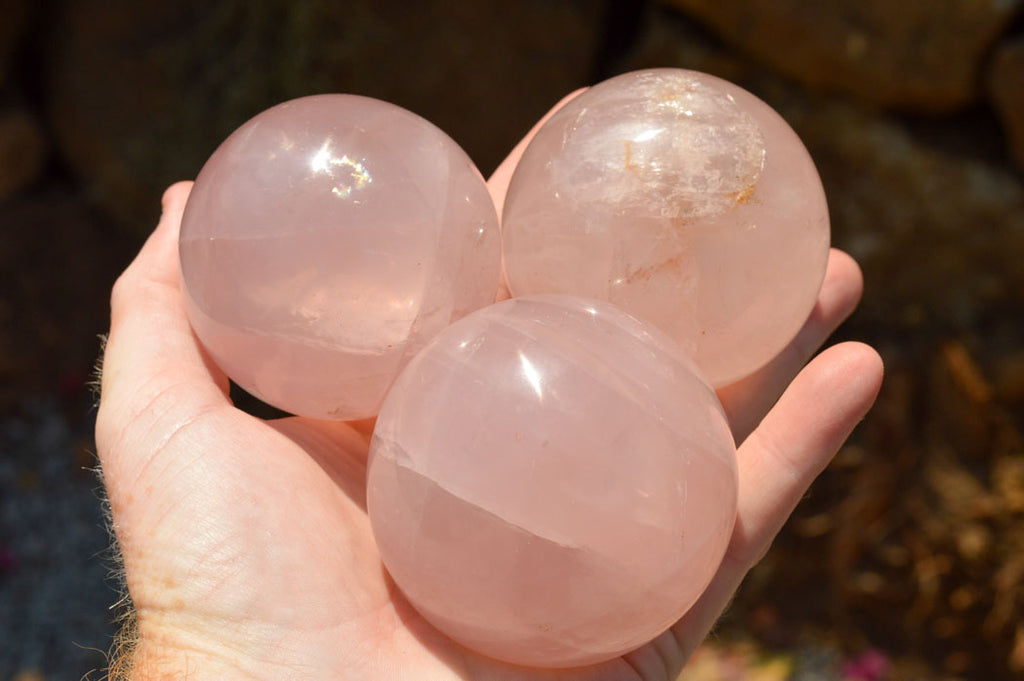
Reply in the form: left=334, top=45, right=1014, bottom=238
left=502, top=69, right=830, bottom=387
left=367, top=295, right=738, bottom=668
left=179, top=94, right=501, bottom=419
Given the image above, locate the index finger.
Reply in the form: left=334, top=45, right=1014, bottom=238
left=95, top=182, right=231, bottom=483
left=487, top=88, right=587, bottom=216
left=486, top=89, right=588, bottom=303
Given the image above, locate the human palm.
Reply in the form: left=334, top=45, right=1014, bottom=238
left=96, top=96, right=882, bottom=680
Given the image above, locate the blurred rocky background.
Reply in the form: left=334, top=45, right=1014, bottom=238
left=1, top=1, right=1022, bottom=679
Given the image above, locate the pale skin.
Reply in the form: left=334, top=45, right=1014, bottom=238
left=95, top=92, right=884, bottom=680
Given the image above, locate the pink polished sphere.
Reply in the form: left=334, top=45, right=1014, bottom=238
left=179, top=94, right=501, bottom=419
left=367, top=295, right=738, bottom=668
left=502, top=69, right=830, bottom=387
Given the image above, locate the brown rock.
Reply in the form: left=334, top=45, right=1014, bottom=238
left=44, top=0, right=602, bottom=231
left=791, top=101, right=1024, bottom=334
left=0, top=104, right=46, bottom=200
left=990, top=38, right=1024, bottom=171
left=659, top=0, right=1022, bottom=111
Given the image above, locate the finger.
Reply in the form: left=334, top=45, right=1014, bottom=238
left=718, top=248, right=864, bottom=443
left=487, top=89, right=588, bottom=303
left=670, top=341, right=883, bottom=659
left=486, top=88, right=588, bottom=217
left=96, top=182, right=231, bottom=485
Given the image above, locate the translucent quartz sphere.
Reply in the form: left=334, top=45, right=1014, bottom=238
left=502, top=69, right=830, bottom=387
left=179, top=94, right=501, bottom=419
left=367, top=295, right=738, bottom=668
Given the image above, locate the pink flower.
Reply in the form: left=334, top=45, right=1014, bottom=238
left=842, top=649, right=891, bottom=681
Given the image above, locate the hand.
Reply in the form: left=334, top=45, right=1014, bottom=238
left=95, top=94, right=883, bottom=680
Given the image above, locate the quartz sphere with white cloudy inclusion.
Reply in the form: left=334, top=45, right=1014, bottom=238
left=368, top=295, right=738, bottom=668
left=179, top=95, right=501, bottom=419
left=502, top=69, right=830, bottom=387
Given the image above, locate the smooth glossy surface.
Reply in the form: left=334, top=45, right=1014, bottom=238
left=502, top=68, right=830, bottom=387
left=179, top=94, right=501, bottom=419
left=368, top=295, right=738, bottom=668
